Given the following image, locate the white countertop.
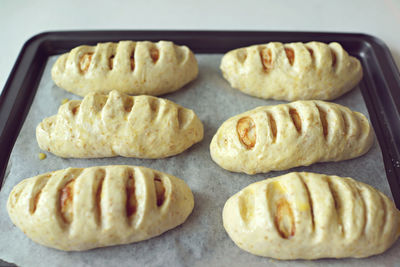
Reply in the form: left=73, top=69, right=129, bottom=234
left=1, top=0, right=400, bottom=94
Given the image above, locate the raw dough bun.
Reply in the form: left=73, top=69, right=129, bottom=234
left=7, top=165, right=194, bottom=251
left=37, top=90, right=204, bottom=158
left=223, top=172, right=400, bottom=259
left=210, top=100, right=373, bottom=174
left=52, top=40, right=198, bottom=96
left=220, top=42, right=362, bottom=101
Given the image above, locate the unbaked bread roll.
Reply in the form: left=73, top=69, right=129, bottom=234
left=7, top=165, right=194, bottom=251
left=37, top=90, right=204, bottom=158
left=223, top=172, right=400, bottom=259
left=220, top=42, right=362, bottom=101
left=51, top=40, right=198, bottom=96
left=210, top=101, right=373, bottom=174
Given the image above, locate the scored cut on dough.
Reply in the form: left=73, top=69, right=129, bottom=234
left=210, top=100, right=373, bottom=174
left=36, top=90, right=204, bottom=158
left=51, top=40, right=198, bottom=96
left=7, top=165, right=194, bottom=251
left=220, top=41, right=363, bottom=101
left=223, top=172, right=400, bottom=259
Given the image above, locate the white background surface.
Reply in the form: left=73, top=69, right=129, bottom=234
left=1, top=0, right=400, bottom=95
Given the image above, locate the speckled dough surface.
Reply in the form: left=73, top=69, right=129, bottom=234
left=51, top=40, right=198, bottom=96
left=223, top=172, right=400, bottom=259
left=220, top=42, right=362, bottom=101
left=7, top=165, right=194, bottom=251
left=210, top=100, right=374, bottom=174
left=36, top=90, right=204, bottom=158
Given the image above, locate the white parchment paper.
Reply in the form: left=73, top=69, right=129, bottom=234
left=0, top=54, right=399, bottom=267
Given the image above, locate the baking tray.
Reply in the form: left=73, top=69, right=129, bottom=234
left=1, top=30, right=400, bottom=205
left=0, top=31, right=400, bottom=266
